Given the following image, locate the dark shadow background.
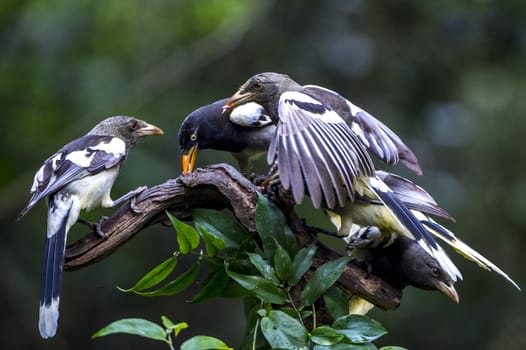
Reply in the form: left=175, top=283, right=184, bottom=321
left=2, top=1, right=525, bottom=349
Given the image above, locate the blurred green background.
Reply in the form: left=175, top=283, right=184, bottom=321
left=2, top=0, right=525, bottom=349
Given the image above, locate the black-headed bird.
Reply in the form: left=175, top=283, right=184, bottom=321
left=18, top=116, right=164, bottom=338
left=346, top=233, right=459, bottom=315
left=353, top=231, right=459, bottom=302
left=331, top=170, right=520, bottom=291
left=179, top=97, right=520, bottom=292
left=179, top=98, right=273, bottom=174
left=222, top=72, right=456, bottom=276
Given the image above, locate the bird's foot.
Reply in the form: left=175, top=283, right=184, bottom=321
left=257, top=163, right=279, bottom=191
left=129, top=186, right=147, bottom=214
left=129, top=195, right=145, bottom=214
left=78, top=216, right=109, bottom=238
left=259, top=175, right=281, bottom=193
left=250, top=173, right=270, bottom=186
left=346, top=237, right=374, bottom=249
left=113, top=186, right=147, bottom=214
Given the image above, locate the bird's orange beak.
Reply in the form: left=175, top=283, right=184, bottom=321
left=222, top=90, right=255, bottom=114
left=181, top=144, right=199, bottom=175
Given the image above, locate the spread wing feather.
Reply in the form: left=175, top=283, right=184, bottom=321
left=268, top=91, right=375, bottom=208
left=303, top=85, right=422, bottom=175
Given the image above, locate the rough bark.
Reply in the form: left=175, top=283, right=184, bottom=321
left=64, top=163, right=402, bottom=311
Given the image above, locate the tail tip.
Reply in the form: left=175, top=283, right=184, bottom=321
left=39, top=301, right=59, bottom=339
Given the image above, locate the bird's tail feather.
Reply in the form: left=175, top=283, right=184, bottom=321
left=366, top=177, right=461, bottom=280
left=367, top=177, right=438, bottom=250
left=39, top=206, right=69, bottom=338
left=417, top=212, right=521, bottom=291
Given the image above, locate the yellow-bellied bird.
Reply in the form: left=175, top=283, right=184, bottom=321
left=180, top=95, right=520, bottom=292
left=331, top=170, right=520, bottom=292
left=18, top=116, right=164, bottom=338
left=223, top=72, right=422, bottom=209
left=221, top=72, right=453, bottom=272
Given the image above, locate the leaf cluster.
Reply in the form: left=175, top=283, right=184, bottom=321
left=94, top=194, right=404, bottom=350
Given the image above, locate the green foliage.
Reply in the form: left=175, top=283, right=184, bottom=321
left=99, top=196, right=402, bottom=349
left=93, top=316, right=231, bottom=350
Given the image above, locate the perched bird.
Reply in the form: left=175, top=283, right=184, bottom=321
left=222, top=73, right=457, bottom=274
left=329, top=171, right=520, bottom=290
left=223, top=72, right=422, bottom=209
left=180, top=94, right=520, bottom=291
left=18, top=116, right=164, bottom=338
left=347, top=232, right=459, bottom=316
left=179, top=98, right=274, bottom=174
left=351, top=231, right=459, bottom=302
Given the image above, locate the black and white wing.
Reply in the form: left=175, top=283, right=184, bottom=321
left=18, top=135, right=127, bottom=219
left=413, top=211, right=521, bottom=290
left=303, top=85, right=422, bottom=175
left=268, top=91, right=375, bottom=209
left=376, top=170, right=454, bottom=221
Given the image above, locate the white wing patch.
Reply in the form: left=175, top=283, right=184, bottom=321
left=279, top=91, right=343, bottom=124
left=65, top=137, right=126, bottom=167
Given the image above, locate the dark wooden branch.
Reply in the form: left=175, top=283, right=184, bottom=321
left=64, top=163, right=402, bottom=311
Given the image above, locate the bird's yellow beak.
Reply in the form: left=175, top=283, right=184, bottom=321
left=223, top=90, right=255, bottom=113
left=138, top=122, right=165, bottom=136
left=436, top=281, right=459, bottom=303
left=181, top=144, right=199, bottom=175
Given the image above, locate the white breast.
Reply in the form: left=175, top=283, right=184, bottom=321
left=62, top=167, right=120, bottom=211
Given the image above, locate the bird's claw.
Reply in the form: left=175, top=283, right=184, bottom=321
left=94, top=216, right=109, bottom=238
left=129, top=186, right=147, bottom=214
left=78, top=216, right=109, bottom=238
left=346, top=237, right=374, bottom=249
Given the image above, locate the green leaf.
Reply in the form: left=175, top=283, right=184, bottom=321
left=300, top=256, right=352, bottom=306
left=379, top=347, right=408, bottom=350
left=247, top=253, right=279, bottom=285
left=314, top=343, right=377, bottom=350
left=255, top=193, right=297, bottom=257
left=226, top=264, right=287, bottom=304
left=135, top=263, right=200, bottom=296
left=161, top=316, right=188, bottom=336
left=260, top=310, right=308, bottom=349
left=310, top=326, right=345, bottom=345
left=167, top=211, right=200, bottom=254
left=118, top=256, right=177, bottom=293
left=197, top=223, right=225, bottom=256
left=192, top=267, right=230, bottom=303
left=274, top=242, right=292, bottom=282
left=181, top=335, right=232, bottom=350
left=323, top=286, right=349, bottom=320
left=332, top=315, right=387, bottom=344
left=193, top=208, right=249, bottom=251
left=289, top=246, right=317, bottom=285
left=92, top=318, right=167, bottom=342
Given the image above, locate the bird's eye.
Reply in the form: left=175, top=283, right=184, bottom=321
left=431, top=267, right=440, bottom=276
left=190, top=133, right=197, bottom=141
left=130, top=120, right=139, bottom=130
left=253, top=82, right=263, bottom=91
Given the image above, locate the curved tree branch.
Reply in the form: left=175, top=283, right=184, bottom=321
left=64, top=163, right=402, bottom=311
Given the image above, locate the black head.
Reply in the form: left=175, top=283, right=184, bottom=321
left=223, top=72, right=302, bottom=119
left=89, top=116, right=164, bottom=147
left=369, top=237, right=459, bottom=303
left=401, top=243, right=458, bottom=302
left=179, top=99, right=252, bottom=174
